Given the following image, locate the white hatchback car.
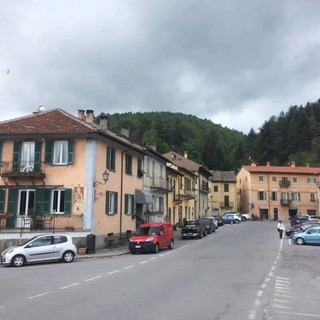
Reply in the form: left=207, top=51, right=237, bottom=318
left=1, top=234, right=77, bottom=267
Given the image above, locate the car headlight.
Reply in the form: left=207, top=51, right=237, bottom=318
left=145, top=237, right=154, bottom=242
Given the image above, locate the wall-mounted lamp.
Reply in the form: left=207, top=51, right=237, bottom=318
left=93, top=169, right=109, bottom=187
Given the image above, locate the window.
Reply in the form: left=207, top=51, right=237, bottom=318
left=32, top=236, right=52, bottom=247
left=293, top=177, right=297, bottom=183
left=272, top=176, right=277, bottom=182
left=271, top=191, right=277, bottom=201
left=291, top=192, right=300, bottom=201
left=106, top=147, right=116, bottom=171
left=214, top=185, right=218, bottom=192
left=258, top=176, right=264, bottom=181
left=53, top=141, right=68, bottom=165
left=125, top=154, right=132, bottom=175
left=257, top=191, right=266, bottom=200
left=106, top=191, right=118, bottom=215
left=137, top=158, right=143, bottom=178
left=310, top=193, right=316, bottom=202
left=125, top=194, right=135, bottom=215
left=52, top=189, right=68, bottom=213
left=159, top=196, right=164, bottom=212
left=224, top=195, right=230, bottom=206
left=307, top=177, right=316, bottom=183
left=146, top=158, right=150, bottom=176
left=224, top=184, right=229, bottom=192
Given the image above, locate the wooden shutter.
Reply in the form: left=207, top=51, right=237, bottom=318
left=35, top=188, right=51, bottom=214
left=114, top=192, right=118, bottom=214
left=67, top=140, right=74, bottom=164
left=34, top=141, right=41, bottom=171
left=64, top=189, right=72, bottom=213
left=105, top=191, right=110, bottom=214
left=13, top=142, right=21, bottom=171
left=8, top=189, right=18, bottom=215
left=125, top=194, right=128, bottom=214
left=45, top=140, right=53, bottom=163
left=0, top=189, right=5, bottom=213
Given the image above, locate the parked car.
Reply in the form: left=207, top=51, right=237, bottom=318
left=290, top=214, right=309, bottom=226
left=213, top=215, right=224, bottom=226
left=240, top=213, right=251, bottom=221
left=199, top=217, right=216, bottom=234
left=222, top=213, right=239, bottom=224
left=286, top=222, right=320, bottom=238
left=181, top=220, right=205, bottom=239
left=308, top=215, right=320, bottom=221
left=224, top=212, right=242, bottom=223
left=129, top=222, right=174, bottom=254
left=206, top=216, right=219, bottom=228
left=291, top=226, right=320, bottom=245
left=1, top=234, right=77, bottom=267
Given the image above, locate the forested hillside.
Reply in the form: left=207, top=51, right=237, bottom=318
left=100, top=99, right=320, bottom=170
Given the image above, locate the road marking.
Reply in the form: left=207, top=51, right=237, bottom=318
left=60, top=283, right=79, bottom=290
left=124, top=265, right=134, bottom=269
left=248, top=310, right=256, bottom=319
left=264, top=277, right=270, bottom=283
left=85, top=276, right=102, bottom=282
left=150, top=257, right=157, bottom=260
left=108, top=270, right=120, bottom=275
left=140, top=261, right=147, bottom=264
left=28, top=291, right=50, bottom=299
left=254, top=299, right=260, bottom=307
left=261, top=283, right=267, bottom=290
left=276, top=310, right=320, bottom=318
left=257, top=290, right=263, bottom=297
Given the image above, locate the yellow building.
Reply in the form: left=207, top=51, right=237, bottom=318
left=209, top=170, right=237, bottom=215
left=237, top=161, right=320, bottom=221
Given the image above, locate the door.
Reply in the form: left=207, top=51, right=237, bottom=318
left=20, top=142, right=35, bottom=172
left=304, top=228, right=320, bottom=244
left=16, top=190, right=35, bottom=228
left=25, top=235, right=55, bottom=262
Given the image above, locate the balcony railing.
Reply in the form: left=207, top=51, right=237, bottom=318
left=0, top=161, right=46, bottom=179
left=149, top=177, right=169, bottom=193
left=184, top=189, right=196, bottom=199
left=279, top=180, right=291, bottom=188
left=0, top=214, right=83, bottom=231
left=280, top=199, right=292, bottom=206
left=200, top=185, right=210, bottom=193
left=220, top=202, right=234, bottom=209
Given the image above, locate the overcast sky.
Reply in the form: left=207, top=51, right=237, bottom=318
left=1, top=1, right=320, bottom=133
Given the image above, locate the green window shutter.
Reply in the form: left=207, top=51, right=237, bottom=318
left=0, top=141, right=2, bottom=161
left=114, top=192, right=118, bottom=214
left=8, top=189, right=18, bottom=215
left=13, top=142, right=21, bottom=171
left=125, top=194, right=128, bottom=214
left=105, top=191, right=110, bottom=214
left=64, top=189, right=72, bottom=213
left=45, top=140, right=53, bottom=163
left=35, top=188, right=51, bottom=214
left=34, top=141, right=42, bottom=171
left=67, top=140, right=74, bottom=164
left=0, top=189, right=5, bottom=213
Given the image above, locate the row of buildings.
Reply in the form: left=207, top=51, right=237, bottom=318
left=0, top=108, right=319, bottom=248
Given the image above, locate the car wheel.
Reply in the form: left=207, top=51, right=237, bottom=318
left=11, top=254, right=26, bottom=267
left=230, top=221, right=234, bottom=224
left=242, top=217, right=246, bottom=222
left=235, top=220, right=239, bottom=224
left=181, top=236, right=186, bottom=240
left=199, top=233, right=202, bottom=239
left=168, top=240, right=174, bottom=249
left=62, top=251, right=75, bottom=263
left=154, top=243, right=159, bottom=253
left=296, top=237, right=305, bottom=245
left=213, top=227, right=216, bottom=233
left=130, top=250, right=136, bottom=254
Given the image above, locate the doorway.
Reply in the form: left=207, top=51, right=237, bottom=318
left=16, top=189, right=35, bottom=228
left=273, top=208, right=278, bottom=221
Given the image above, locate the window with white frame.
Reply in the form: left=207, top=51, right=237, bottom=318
left=258, top=176, right=264, bottom=181
left=51, top=189, right=66, bottom=213
left=293, top=177, right=297, bottom=183
left=272, top=176, right=277, bottom=182
left=307, top=177, right=316, bottom=183
left=159, top=196, right=164, bottom=212
left=257, top=191, right=266, bottom=200
left=271, top=191, right=277, bottom=201
left=53, top=141, right=68, bottom=165
left=291, top=192, right=300, bottom=201
left=125, top=194, right=135, bottom=215
left=106, top=191, right=118, bottom=215
left=310, top=193, right=316, bottom=202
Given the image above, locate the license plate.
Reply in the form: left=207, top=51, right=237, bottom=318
left=135, top=245, right=141, bottom=248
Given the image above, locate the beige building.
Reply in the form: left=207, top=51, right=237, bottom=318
left=209, top=171, right=237, bottom=215
left=237, top=161, right=320, bottom=221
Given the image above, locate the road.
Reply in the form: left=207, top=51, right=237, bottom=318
left=1, top=222, right=319, bottom=320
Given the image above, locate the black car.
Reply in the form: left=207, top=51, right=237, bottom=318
left=213, top=215, right=224, bottom=226
left=199, top=217, right=216, bottom=234
left=290, top=215, right=309, bottom=227
left=181, top=220, right=205, bottom=239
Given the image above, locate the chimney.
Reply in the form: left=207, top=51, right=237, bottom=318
left=77, top=109, right=85, bottom=121
left=251, top=161, right=257, bottom=167
left=184, top=151, right=188, bottom=159
left=171, top=153, right=176, bottom=161
left=85, top=110, right=94, bottom=124
left=290, top=161, right=295, bottom=168
left=121, top=127, right=130, bottom=137
left=99, top=114, right=108, bottom=131
left=266, top=161, right=271, bottom=166
left=306, top=163, right=310, bottom=167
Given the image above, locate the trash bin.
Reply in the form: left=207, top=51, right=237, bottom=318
left=86, top=234, right=96, bottom=254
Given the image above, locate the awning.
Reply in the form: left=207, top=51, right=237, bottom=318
left=135, top=189, right=153, bottom=204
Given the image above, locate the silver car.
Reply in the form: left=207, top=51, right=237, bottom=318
left=1, top=234, right=77, bottom=267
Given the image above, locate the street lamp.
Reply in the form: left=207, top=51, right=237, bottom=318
left=93, top=169, right=109, bottom=187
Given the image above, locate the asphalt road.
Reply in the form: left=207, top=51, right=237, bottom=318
left=1, top=222, right=319, bottom=320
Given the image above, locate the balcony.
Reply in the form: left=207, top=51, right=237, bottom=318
left=280, top=199, right=292, bottom=206
left=149, top=177, right=169, bottom=194
left=200, top=185, right=210, bottom=194
left=279, top=180, right=291, bottom=188
left=220, top=202, right=234, bottom=209
left=184, top=189, right=196, bottom=199
left=0, top=161, right=46, bottom=181
left=173, top=193, right=183, bottom=202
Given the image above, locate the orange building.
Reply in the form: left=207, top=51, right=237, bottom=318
left=236, top=161, right=320, bottom=221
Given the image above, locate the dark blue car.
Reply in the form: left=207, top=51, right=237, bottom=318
left=222, top=214, right=238, bottom=224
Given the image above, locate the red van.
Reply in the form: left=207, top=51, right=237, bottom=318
left=129, top=222, right=174, bottom=254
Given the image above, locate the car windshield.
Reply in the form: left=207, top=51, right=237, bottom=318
left=136, top=226, right=161, bottom=236
left=185, top=221, right=197, bottom=226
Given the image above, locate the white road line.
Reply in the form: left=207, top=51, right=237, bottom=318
left=108, top=270, right=120, bottom=275
left=140, top=261, right=148, bottom=264
left=60, top=283, right=79, bottom=290
left=124, top=265, right=134, bottom=270
left=85, top=276, right=102, bottom=282
left=28, top=291, right=50, bottom=299
left=150, top=257, right=157, bottom=260
left=254, top=299, right=260, bottom=307
left=268, top=271, right=273, bottom=277
left=276, top=310, right=320, bottom=318
left=257, top=290, right=263, bottom=297
left=264, top=277, right=271, bottom=283
left=276, top=276, right=290, bottom=280
left=261, top=283, right=267, bottom=290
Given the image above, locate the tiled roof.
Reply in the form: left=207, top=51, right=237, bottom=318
left=210, top=170, right=236, bottom=182
left=0, top=108, right=96, bottom=135
left=242, top=165, right=320, bottom=175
